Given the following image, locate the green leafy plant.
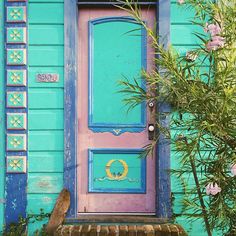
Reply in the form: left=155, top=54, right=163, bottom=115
left=1, top=209, right=50, bottom=236
left=118, top=0, right=236, bottom=235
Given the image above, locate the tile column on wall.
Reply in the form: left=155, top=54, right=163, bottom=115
left=5, top=0, right=28, bottom=224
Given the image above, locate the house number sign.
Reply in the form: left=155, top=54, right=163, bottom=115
left=36, top=73, right=59, bottom=83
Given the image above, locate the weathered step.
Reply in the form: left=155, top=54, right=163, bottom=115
left=66, top=216, right=169, bottom=224
left=54, top=224, right=188, bottom=235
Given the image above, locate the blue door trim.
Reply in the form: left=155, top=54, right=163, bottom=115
left=64, top=0, right=78, bottom=218
left=64, top=0, right=171, bottom=218
left=156, top=0, right=172, bottom=218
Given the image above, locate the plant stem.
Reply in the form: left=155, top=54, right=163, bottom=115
left=189, top=155, right=212, bottom=236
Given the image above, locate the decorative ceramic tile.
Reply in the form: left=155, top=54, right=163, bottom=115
left=7, top=49, right=27, bottom=65
left=6, top=156, right=26, bottom=173
left=7, top=134, right=27, bottom=151
left=7, top=92, right=27, bottom=108
left=6, top=6, right=26, bottom=23
left=6, top=28, right=27, bottom=44
left=7, top=70, right=27, bottom=86
left=7, top=113, right=27, bottom=130
left=7, top=0, right=26, bottom=2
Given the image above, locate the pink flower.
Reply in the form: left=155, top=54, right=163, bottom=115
left=206, top=36, right=225, bottom=51
left=177, top=0, right=185, bottom=4
left=231, top=164, right=236, bottom=176
left=206, top=183, right=221, bottom=196
left=205, top=183, right=212, bottom=195
left=204, top=23, right=209, bottom=33
left=186, top=51, right=198, bottom=62
left=204, top=23, right=221, bottom=36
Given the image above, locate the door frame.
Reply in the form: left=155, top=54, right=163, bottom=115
left=64, top=0, right=171, bottom=219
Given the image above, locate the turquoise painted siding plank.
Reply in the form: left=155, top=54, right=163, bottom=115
left=169, top=46, right=210, bottom=67
left=0, top=0, right=4, bottom=230
left=28, top=131, right=64, bottom=151
left=28, top=152, right=63, bottom=172
left=172, top=193, right=209, bottom=215
left=171, top=173, right=196, bottom=193
left=28, top=46, right=64, bottom=66
left=29, top=25, right=64, bottom=45
left=27, top=0, right=64, bottom=233
left=171, top=131, right=215, bottom=151
left=28, top=173, right=63, bottom=193
left=175, top=217, right=223, bottom=236
left=27, top=193, right=58, bottom=214
left=171, top=45, right=198, bottom=56
left=28, top=3, right=64, bottom=24
left=173, top=50, right=210, bottom=69
left=171, top=3, right=195, bottom=24
left=28, top=67, right=64, bottom=88
left=28, top=88, right=64, bottom=109
left=171, top=25, right=203, bottom=45
left=171, top=150, right=213, bottom=171
left=27, top=218, right=48, bottom=236
left=28, top=110, right=63, bottom=130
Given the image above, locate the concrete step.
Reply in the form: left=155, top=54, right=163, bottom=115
left=55, top=224, right=188, bottom=235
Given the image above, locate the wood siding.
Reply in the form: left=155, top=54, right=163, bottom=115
left=27, top=0, right=64, bottom=234
left=170, top=2, right=221, bottom=236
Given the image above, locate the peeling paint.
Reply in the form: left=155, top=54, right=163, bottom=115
left=42, top=197, right=53, bottom=203
left=0, top=199, right=5, bottom=204
left=37, top=181, right=51, bottom=188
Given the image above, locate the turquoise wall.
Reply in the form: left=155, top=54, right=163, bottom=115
left=27, top=0, right=64, bottom=234
left=170, top=2, right=202, bottom=235
left=0, top=0, right=5, bottom=231
left=170, top=3, right=222, bottom=236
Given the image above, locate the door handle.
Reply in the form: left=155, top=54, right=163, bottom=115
left=148, top=100, right=156, bottom=140
left=148, top=124, right=155, bottom=140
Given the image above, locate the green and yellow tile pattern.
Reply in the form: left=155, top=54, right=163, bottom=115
left=6, top=156, right=26, bottom=173
left=7, top=70, right=27, bottom=86
left=7, top=113, right=27, bottom=130
left=7, top=134, right=27, bottom=151
left=6, top=6, right=26, bottom=23
left=7, top=49, right=27, bottom=65
left=7, top=27, right=27, bottom=44
left=6, top=92, right=27, bottom=108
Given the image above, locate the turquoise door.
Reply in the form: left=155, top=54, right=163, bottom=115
left=77, top=6, right=157, bottom=214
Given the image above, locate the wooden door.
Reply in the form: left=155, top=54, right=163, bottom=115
left=77, top=6, right=156, bottom=214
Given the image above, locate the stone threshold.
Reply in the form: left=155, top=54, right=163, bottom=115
left=66, top=216, right=170, bottom=224
left=55, top=224, right=188, bottom=235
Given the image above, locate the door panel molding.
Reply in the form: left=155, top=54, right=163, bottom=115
left=88, top=148, right=146, bottom=193
left=88, top=17, right=146, bottom=135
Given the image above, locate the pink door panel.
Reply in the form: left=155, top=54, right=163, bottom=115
left=77, top=6, right=156, bottom=213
